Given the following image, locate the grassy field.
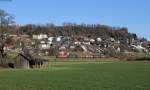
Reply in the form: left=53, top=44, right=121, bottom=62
left=0, top=61, right=150, bottom=90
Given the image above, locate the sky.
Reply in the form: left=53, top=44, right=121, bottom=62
left=0, top=0, right=150, bottom=40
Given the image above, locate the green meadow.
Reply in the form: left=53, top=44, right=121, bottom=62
left=0, top=61, right=150, bottom=90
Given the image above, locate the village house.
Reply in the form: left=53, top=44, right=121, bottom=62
left=4, top=31, right=149, bottom=61
left=48, top=37, right=54, bottom=44
left=56, top=36, right=62, bottom=42
left=33, top=34, right=48, bottom=40
left=9, top=34, right=18, bottom=37
left=97, top=37, right=102, bottom=42
left=74, top=41, right=81, bottom=45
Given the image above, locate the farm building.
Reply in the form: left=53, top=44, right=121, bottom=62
left=15, top=53, right=30, bottom=69
left=14, top=53, right=44, bottom=69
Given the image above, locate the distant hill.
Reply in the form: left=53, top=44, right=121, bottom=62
left=17, top=24, right=141, bottom=39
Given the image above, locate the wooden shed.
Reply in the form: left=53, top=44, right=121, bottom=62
left=15, top=53, right=30, bottom=69
left=14, top=53, right=44, bottom=69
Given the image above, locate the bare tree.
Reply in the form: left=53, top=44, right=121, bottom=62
left=0, top=9, right=15, bottom=64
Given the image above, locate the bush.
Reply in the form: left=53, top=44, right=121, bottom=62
left=126, top=52, right=150, bottom=61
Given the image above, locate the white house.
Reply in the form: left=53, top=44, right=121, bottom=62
left=39, top=44, right=50, bottom=49
left=40, top=41, right=45, bottom=44
left=70, top=46, right=75, bottom=49
left=131, top=45, right=148, bottom=53
left=59, top=46, right=66, bottom=50
left=56, top=36, right=62, bottom=42
left=110, top=37, right=115, bottom=42
left=83, top=42, right=91, bottom=45
left=74, top=41, right=81, bottom=45
left=9, top=34, right=17, bottom=37
left=90, top=39, right=95, bottom=43
left=97, top=38, right=102, bottom=42
left=21, top=35, right=30, bottom=38
left=48, top=41, right=53, bottom=44
left=48, top=37, right=54, bottom=42
left=33, top=34, right=48, bottom=40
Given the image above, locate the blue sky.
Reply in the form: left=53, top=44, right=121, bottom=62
left=0, top=0, right=150, bottom=40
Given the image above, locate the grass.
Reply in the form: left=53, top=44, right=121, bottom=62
left=0, top=61, right=150, bottom=90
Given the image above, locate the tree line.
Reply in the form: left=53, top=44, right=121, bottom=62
left=17, top=23, right=138, bottom=40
